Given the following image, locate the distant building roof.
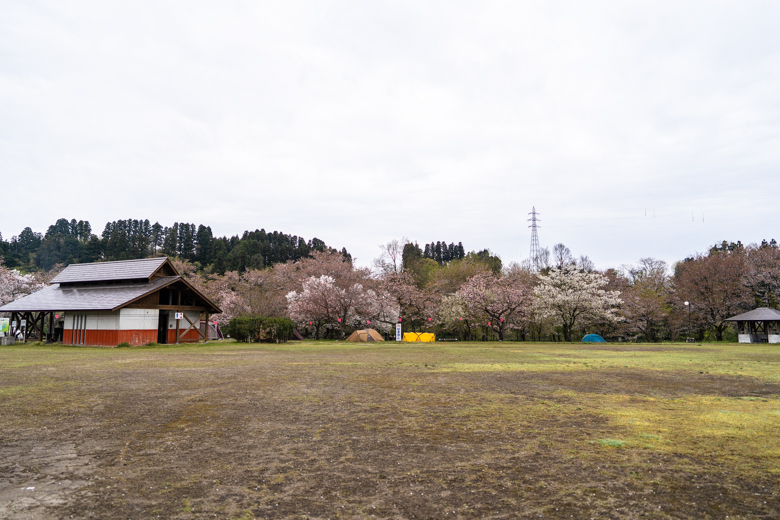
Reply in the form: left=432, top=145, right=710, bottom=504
left=0, top=277, right=180, bottom=312
left=725, top=307, right=780, bottom=322
left=50, top=257, right=170, bottom=284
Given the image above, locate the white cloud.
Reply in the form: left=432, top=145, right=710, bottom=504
left=1, top=1, right=779, bottom=269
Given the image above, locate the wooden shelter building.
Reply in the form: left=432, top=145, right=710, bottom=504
left=0, top=258, right=221, bottom=347
left=725, top=307, right=780, bottom=344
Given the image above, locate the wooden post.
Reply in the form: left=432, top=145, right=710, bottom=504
left=48, top=312, right=54, bottom=343
left=175, top=290, right=181, bottom=344
left=204, top=313, right=209, bottom=343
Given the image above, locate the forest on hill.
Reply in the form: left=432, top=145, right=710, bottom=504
left=0, top=218, right=351, bottom=273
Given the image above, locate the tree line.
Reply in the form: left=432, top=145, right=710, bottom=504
left=2, top=224, right=779, bottom=343
left=0, top=218, right=351, bottom=273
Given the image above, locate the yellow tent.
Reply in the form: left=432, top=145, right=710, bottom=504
left=402, top=332, right=435, bottom=343
left=345, top=329, right=385, bottom=342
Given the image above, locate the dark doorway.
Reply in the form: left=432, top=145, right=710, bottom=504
left=158, top=311, right=169, bottom=344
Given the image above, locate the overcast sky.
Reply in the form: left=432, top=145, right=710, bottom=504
left=2, top=1, right=779, bottom=270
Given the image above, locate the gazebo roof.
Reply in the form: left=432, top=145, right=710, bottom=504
left=725, top=307, right=780, bottom=322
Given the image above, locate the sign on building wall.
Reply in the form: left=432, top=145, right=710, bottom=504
left=396, top=323, right=402, bottom=342
left=174, top=312, right=184, bottom=320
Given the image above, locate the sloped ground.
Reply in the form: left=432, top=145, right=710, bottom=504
left=1, top=341, right=779, bottom=519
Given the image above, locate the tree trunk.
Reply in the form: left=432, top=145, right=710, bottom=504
left=715, top=324, right=724, bottom=341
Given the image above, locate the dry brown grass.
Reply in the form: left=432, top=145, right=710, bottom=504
left=0, top=340, right=779, bottom=519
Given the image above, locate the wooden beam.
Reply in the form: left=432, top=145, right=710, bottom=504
left=29, top=312, right=39, bottom=341
left=22, top=312, right=28, bottom=343
left=204, top=313, right=209, bottom=342
left=179, top=312, right=207, bottom=341
left=156, top=305, right=210, bottom=311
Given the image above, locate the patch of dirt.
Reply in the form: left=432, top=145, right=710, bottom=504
left=459, top=369, right=780, bottom=398
left=0, top=441, right=93, bottom=519
left=1, top=347, right=778, bottom=519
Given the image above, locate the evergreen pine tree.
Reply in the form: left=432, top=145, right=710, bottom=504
left=161, top=224, right=178, bottom=257
left=150, top=222, right=163, bottom=255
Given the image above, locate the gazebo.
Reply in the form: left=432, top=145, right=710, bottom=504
left=725, top=308, right=780, bottom=344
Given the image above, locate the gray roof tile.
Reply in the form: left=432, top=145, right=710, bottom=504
left=0, top=277, right=178, bottom=312
left=50, top=257, right=170, bottom=284
left=725, top=307, right=780, bottom=321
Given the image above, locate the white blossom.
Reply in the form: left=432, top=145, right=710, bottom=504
left=534, top=266, right=622, bottom=341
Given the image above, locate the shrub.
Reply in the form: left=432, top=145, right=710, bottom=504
left=117, top=342, right=131, bottom=348
left=224, top=317, right=295, bottom=343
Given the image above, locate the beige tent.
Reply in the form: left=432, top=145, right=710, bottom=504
left=345, top=329, right=385, bottom=342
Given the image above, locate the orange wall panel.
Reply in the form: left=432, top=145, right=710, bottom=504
left=62, top=329, right=157, bottom=347
left=167, top=328, right=202, bottom=344
left=118, top=329, right=157, bottom=346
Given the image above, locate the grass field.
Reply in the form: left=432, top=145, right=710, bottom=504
left=1, top=340, right=779, bottom=519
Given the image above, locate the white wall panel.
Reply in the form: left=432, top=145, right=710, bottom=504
left=64, top=311, right=118, bottom=330
left=166, top=311, right=202, bottom=330
left=119, top=308, right=159, bottom=330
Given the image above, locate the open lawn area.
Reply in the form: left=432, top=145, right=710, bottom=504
left=1, top=341, right=779, bottom=519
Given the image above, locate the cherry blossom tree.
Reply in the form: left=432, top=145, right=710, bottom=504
left=619, top=258, right=671, bottom=342
left=239, top=268, right=289, bottom=318
left=381, top=272, right=438, bottom=331
left=0, top=259, right=44, bottom=307
left=534, top=266, right=622, bottom=341
left=458, top=272, right=532, bottom=340
left=171, top=259, right=248, bottom=327
left=286, top=275, right=344, bottom=338
left=203, top=271, right=250, bottom=327
left=358, top=287, right=400, bottom=333
left=287, top=274, right=397, bottom=337
left=673, top=251, right=751, bottom=341
left=743, top=244, right=780, bottom=308
left=281, top=251, right=382, bottom=337
left=437, top=293, right=473, bottom=339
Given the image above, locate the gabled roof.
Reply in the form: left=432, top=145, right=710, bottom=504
left=0, top=276, right=221, bottom=313
left=50, top=257, right=172, bottom=284
left=725, top=307, right=780, bottom=322
left=0, top=277, right=177, bottom=312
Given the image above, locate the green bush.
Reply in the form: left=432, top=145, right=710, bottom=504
left=116, top=342, right=131, bottom=348
left=224, top=316, right=294, bottom=343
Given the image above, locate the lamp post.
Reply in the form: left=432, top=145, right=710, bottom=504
left=684, top=301, right=691, bottom=342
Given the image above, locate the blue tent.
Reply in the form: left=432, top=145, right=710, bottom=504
left=582, top=334, right=606, bottom=343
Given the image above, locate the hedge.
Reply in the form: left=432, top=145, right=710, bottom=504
left=224, top=316, right=295, bottom=343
